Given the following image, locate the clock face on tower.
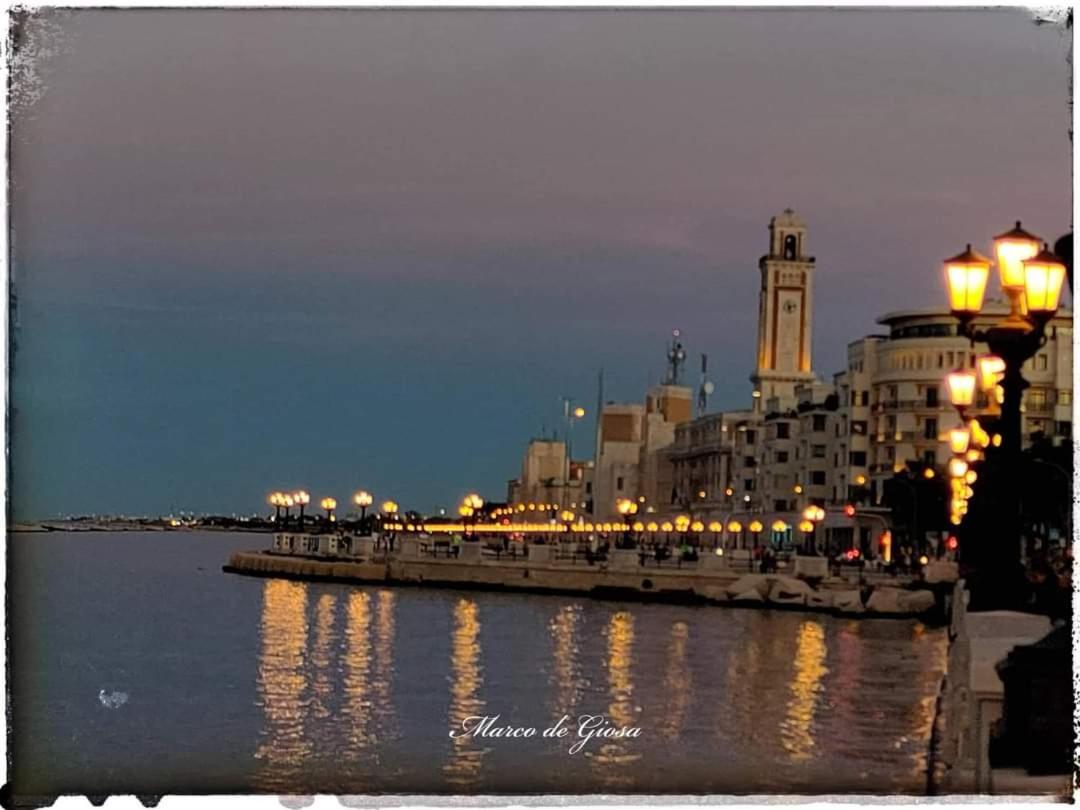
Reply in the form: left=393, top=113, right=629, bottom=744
left=775, top=292, right=802, bottom=372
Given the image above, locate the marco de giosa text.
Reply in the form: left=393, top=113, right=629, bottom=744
left=449, top=714, right=642, bottom=754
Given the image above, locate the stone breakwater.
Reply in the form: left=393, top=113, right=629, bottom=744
left=224, top=545, right=945, bottom=619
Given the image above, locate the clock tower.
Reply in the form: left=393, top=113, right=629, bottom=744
left=751, top=209, right=817, bottom=411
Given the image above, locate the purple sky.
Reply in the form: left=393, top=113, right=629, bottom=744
left=11, top=9, right=1072, bottom=518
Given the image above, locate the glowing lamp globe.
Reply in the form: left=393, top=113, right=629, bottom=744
left=993, top=221, right=1041, bottom=292
left=948, top=458, right=969, bottom=479
left=977, top=356, right=1006, bottom=392
left=948, top=427, right=971, bottom=455
left=946, top=371, right=977, bottom=409
left=944, top=244, right=992, bottom=316
left=1022, top=246, right=1067, bottom=319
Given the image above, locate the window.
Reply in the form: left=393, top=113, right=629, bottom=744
left=812, top=414, right=827, bottom=432
left=776, top=451, right=789, bottom=463
left=812, top=444, right=826, bottom=458
left=776, top=422, right=790, bottom=439
left=810, top=471, right=826, bottom=486
left=616, top=477, right=624, bottom=491
left=1028, top=389, right=1048, bottom=409
left=926, top=387, right=939, bottom=407
left=744, top=456, right=756, bottom=468
left=773, top=500, right=788, bottom=512
left=745, top=430, right=756, bottom=444
left=849, top=450, right=867, bottom=466
left=852, top=420, right=867, bottom=435
left=861, top=391, right=870, bottom=406
left=1056, top=421, right=1072, bottom=438
left=784, top=234, right=798, bottom=259
left=922, top=450, right=936, bottom=467
left=1036, top=354, right=1048, bottom=371
left=1060, top=390, right=1072, bottom=406
left=924, top=417, right=938, bottom=440
left=744, top=478, right=755, bottom=491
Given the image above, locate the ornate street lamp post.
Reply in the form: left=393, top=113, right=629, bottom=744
left=801, top=505, right=825, bottom=555
left=268, top=491, right=285, bottom=524
left=354, top=490, right=373, bottom=526
left=320, top=497, right=337, bottom=523
left=943, top=223, right=1067, bottom=607
left=292, top=490, right=310, bottom=531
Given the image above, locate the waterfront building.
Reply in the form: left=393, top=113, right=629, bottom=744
left=853, top=305, right=1073, bottom=504
left=638, top=384, right=694, bottom=509
left=507, top=438, right=591, bottom=510
left=508, top=209, right=1072, bottom=552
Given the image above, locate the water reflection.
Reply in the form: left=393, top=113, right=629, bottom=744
left=342, top=590, right=374, bottom=759
left=781, top=620, right=829, bottom=762
left=549, top=604, right=583, bottom=720
left=444, top=598, right=486, bottom=788
left=311, top=593, right=337, bottom=721
left=660, top=621, right=691, bottom=742
left=372, top=590, right=397, bottom=744
left=253, top=579, right=312, bottom=792
left=242, top=578, right=946, bottom=794
left=591, top=610, right=640, bottom=786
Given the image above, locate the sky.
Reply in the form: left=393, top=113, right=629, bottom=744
left=10, top=8, right=1072, bottom=519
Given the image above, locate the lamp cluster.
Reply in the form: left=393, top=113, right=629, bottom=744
left=941, top=221, right=1065, bottom=532
left=267, top=487, right=397, bottom=526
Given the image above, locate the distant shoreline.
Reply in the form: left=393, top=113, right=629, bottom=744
left=11, top=522, right=271, bottom=534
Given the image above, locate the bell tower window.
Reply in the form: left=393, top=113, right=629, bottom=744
left=783, top=234, right=797, bottom=260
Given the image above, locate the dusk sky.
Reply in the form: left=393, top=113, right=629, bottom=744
left=11, top=8, right=1072, bottom=519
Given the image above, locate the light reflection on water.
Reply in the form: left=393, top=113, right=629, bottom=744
left=14, top=531, right=947, bottom=796
left=253, top=579, right=312, bottom=792
left=781, top=620, right=829, bottom=762
left=590, top=610, right=640, bottom=787
left=247, top=580, right=947, bottom=794
left=443, top=598, right=486, bottom=788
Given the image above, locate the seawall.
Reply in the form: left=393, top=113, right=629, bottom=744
left=223, top=548, right=944, bottom=618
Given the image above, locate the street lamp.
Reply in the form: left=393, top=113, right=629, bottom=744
left=293, top=490, right=310, bottom=531
left=354, top=490, right=374, bottom=528
left=320, top=497, right=337, bottom=522
left=268, top=491, right=285, bottom=523
left=561, top=399, right=586, bottom=509
left=942, top=223, right=1067, bottom=606
left=748, top=519, right=763, bottom=551
left=801, top=505, right=825, bottom=555
left=946, top=370, right=977, bottom=414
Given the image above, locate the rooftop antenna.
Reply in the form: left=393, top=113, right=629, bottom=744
left=697, top=353, right=714, bottom=416
left=665, top=328, right=687, bottom=386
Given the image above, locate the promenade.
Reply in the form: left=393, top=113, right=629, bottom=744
left=224, top=532, right=945, bottom=619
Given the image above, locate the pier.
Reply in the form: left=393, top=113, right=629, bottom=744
left=224, top=531, right=948, bottom=618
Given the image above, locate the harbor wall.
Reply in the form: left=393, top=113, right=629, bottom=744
left=224, top=546, right=944, bottom=618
